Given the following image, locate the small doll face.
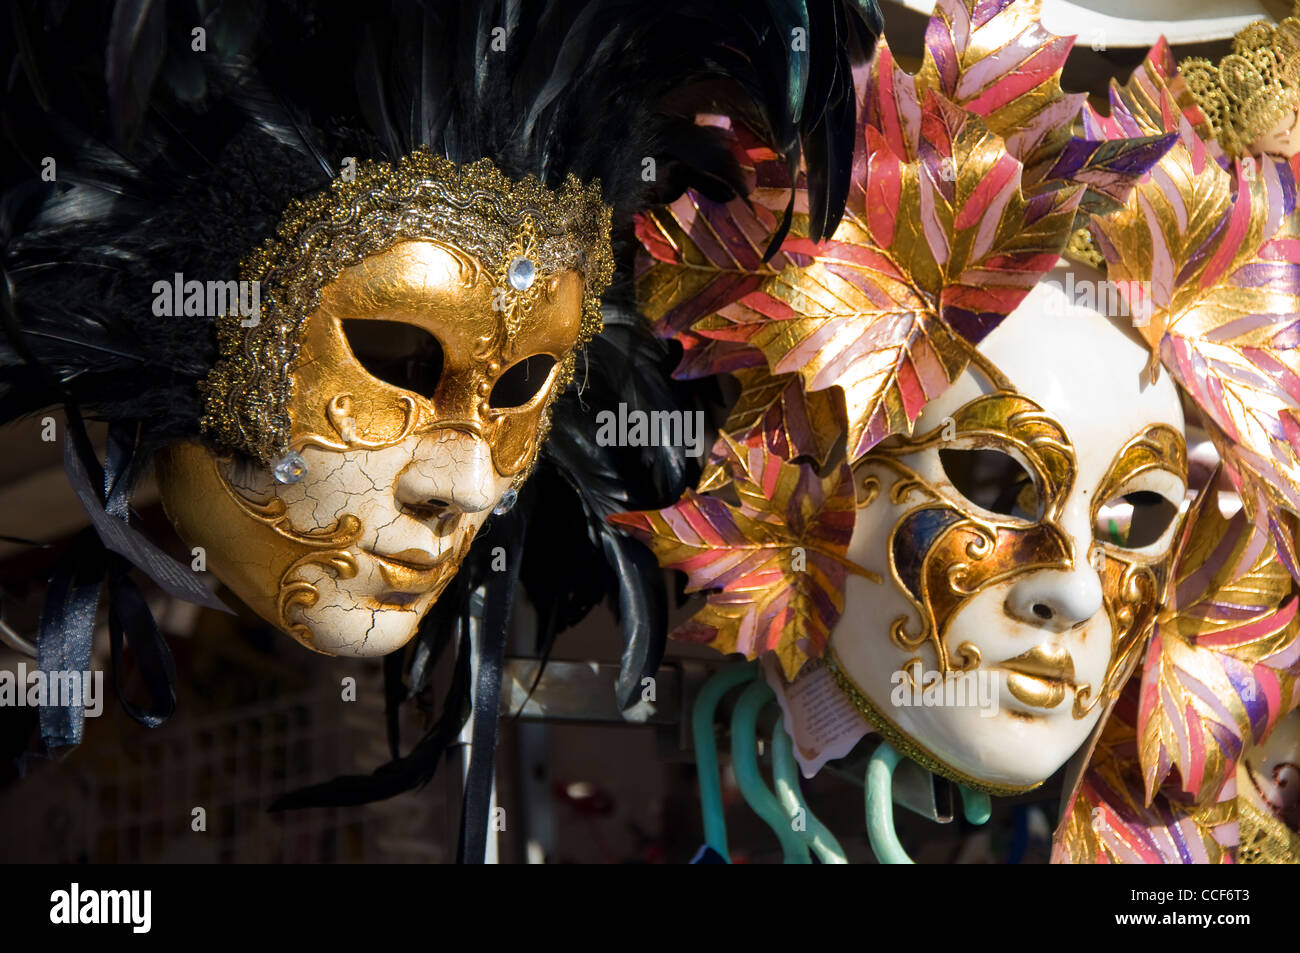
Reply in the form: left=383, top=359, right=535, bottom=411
left=158, top=240, right=583, bottom=655
left=831, top=267, right=1187, bottom=791
left=1248, top=108, right=1300, bottom=158
left=1242, top=709, right=1300, bottom=830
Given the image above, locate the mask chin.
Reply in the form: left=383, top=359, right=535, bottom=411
left=830, top=270, right=1187, bottom=793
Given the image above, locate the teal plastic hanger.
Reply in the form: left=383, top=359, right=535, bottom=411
left=865, top=741, right=992, bottom=863
left=696, top=666, right=994, bottom=864
left=771, top=713, right=848, bottom=863
left=729, top=679, right=810, bottom=863
left=691, top=662, right=759, bottom=861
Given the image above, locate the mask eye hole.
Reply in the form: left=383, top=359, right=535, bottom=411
left=341, top=319, right=443, bottom=397
left=939, top=448, right=1042, bottom=521
left=490, top=354, right=557, bottom=409
left=1094, top=491, right=1179, bottom=549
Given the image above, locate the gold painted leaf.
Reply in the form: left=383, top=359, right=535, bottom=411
left=707, top=92, right=1082, bottom=461
left=1138, top=485, right=1300, bottom=805
left=608, top=440, right=875, bottom=679
left=1053, top=679, right=1235, bottom=864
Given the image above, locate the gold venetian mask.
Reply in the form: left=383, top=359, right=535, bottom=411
left=156, top=150, right=612, bottom=655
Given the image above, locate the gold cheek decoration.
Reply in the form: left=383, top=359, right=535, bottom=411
left=156, top=442, right=360, bottom=653
left=856, top=388, right=1078, bottom=681
left=157, top=438, right=480, bottom=654
left=1075, top=425, right=1188, bottom=719
left=156, top=150, right=613, bottom=654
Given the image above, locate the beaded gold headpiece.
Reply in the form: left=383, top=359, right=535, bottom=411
left=1181, top=2, right=1300, bottom=157
left=200, top=147, right=613, bottom=465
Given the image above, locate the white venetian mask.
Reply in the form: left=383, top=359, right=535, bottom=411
left=828, top=265, right=1188, bottom=793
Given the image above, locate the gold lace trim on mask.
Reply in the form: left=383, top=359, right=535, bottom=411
left=1237, top=794, right=1300, bottom=863
left=1181, top=4, right=1300, bottom=156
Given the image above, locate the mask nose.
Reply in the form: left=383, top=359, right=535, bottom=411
left=1004, top=567, right=1104, bottom=632
left=395, top=430, right=499, bottom=519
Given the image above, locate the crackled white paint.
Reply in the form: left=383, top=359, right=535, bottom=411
left=223, top=428, right=511, bottom=656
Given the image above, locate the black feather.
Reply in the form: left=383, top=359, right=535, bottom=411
left=105, top=0, right=166, bottom=145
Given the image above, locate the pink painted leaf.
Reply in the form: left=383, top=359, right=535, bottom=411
left=696, top=366, right=846, bottom=492
left=608, top=440, right=872, bottom=679
left=1086, top=61, right=1300, bottom=574
left=915, top=0, right=1085, bottom=183
left=1138, top=485, right=1300, bottom=805
left=634, top=120, right=813, bottom=346
left=1053, top=680, right=1236, bottom=864
left=721, top=90, right=1084, bottom=460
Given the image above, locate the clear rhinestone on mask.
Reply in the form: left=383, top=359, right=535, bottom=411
left=493, top=488, right=518, bottom=515
left=506, top=256, right=535, bottom=291
left=272, top=451, right=308, bottom=484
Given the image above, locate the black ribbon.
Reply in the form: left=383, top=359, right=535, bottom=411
left=267, top=619, right=473, bottom=811
left=35, top=526, right=103, bottom=747
left=456, top=509, right=524, bottom=864
left=37, top=416, right=228, bottom=749
left=4, top=261, right=226, bottom=750
left=62, top=416, right=229, bottom=613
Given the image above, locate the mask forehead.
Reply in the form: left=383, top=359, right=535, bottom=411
left=917, top=265, right=1187, bottom=497
left=294, top=239, right=585, bottom=478
left=315, top=240, right=584, bottom=361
